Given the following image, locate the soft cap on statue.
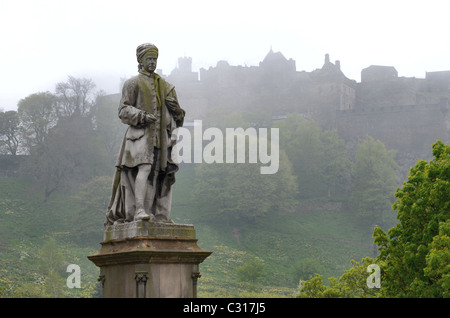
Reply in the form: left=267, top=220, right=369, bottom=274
left=136, top=43, right=159, bottom=62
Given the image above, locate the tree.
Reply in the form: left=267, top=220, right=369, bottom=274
left=423, top=220, right=450, bottom=297
left=320, top=129, right=351, bottom=197
left=27, top=114, right=109, bottom=202
left=0, top=110, right=20, bottom=155
left=296, top=257, right=382, bottom=298
left=236, top=256, right=265, bottom=284
left=20, top=77, right=109, bottom=201
left=350, top=136, right=398, bottom=228
left=55, top=76, right=97, bottom=118
left=193, top=149, right=297, bottom=224
left=373, top=140, right=450, bottom=297
left=17, top=92, right=57, bottom=152
left=296, top=273, right=330, bottom=298
left=37, top=237, right=65, bottom=298
left=275, top=114, right=325, bottom=198
left=291, top=258, right=325, bottom=284
left=92, top=94, right=126, bottom=164
left=274, top=114, right=351, bottom=199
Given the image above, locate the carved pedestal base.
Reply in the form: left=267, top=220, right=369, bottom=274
left=88, top=221, right=211, bottom=298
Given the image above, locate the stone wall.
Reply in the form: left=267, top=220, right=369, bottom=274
left=336, top=101, right=450, bottom=158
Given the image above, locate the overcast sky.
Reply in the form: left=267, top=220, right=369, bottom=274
left=1, top=0, right=450, bottom=111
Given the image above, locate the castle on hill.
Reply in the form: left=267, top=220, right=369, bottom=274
left=165, top=49, right=450, bottom=169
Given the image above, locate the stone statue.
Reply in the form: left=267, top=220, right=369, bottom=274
left=105, top=43, right=185, bottom=225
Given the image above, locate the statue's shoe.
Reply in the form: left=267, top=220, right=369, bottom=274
left=134, top=209, right=151, bottom=221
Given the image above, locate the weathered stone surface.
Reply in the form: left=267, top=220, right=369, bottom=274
left=105, top=43, right=186, bottom=226
left=103, top=220, right=196, bottom=242
left=88, top=220, right=211, bottom=298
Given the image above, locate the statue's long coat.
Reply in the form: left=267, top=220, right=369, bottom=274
left=105, top=71, right=184, bottom=224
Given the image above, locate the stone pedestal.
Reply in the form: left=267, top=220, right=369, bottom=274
left=88, top=220, right=211, bottom=298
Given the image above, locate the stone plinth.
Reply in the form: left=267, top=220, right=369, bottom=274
left=88, top=221, right=211, bottom=298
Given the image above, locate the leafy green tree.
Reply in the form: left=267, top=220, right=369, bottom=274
left=26, top=114, right=109, bottom=201
left=320, top=130, right=351, bottom=197
left=17, top=91, right=57, bottom=153
left=296, top=257, right=382, bottom=298
left=296, top=273, right=330, bottom=298
left=291, top=258, right=325, bottom=283
left=373, top=140, right=450, bottom=297
left=0, top=110, right=20, bottom=155
left=275, top=114, right=325, bottom=198
left=350, top=136, right=398, bottom=228
left=423, top=220, right=450, bottom=297
left=274, top=114, right=351, bottom=199
left=236, top=257, right=265, bottom=283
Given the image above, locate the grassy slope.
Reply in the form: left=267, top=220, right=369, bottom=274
left=0, top=177, right=101, bottom=296
left=171, top=165, right=377, bottom=297
left=0, top=165, right=381, bottom=297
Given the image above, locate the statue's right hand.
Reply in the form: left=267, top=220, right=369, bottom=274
left=144, top=113, right=156, bottom=123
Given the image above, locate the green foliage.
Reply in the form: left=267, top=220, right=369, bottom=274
left=275, top=114, right=326, bottom=198
left=0, top=110, right=20, bottom=155
left=92, top=94, right=126, bottom=164
left=236, top=256, right=265, bottom=283
left=25, top=115, right=109, bottom=201
left=291, top=258, right=324, bottom=282
left=423, top=220, right=450, bottom=297
left=0, top=269, right=11, bottom=297
left=193, top=151, right=297, bottom=224
left=320, top=130, right=352, bottom=197
left=71, top=176, right=111, bottom=245
left=3, top=74, right=448, bottom=298
left=373, top=140, right=450, bottom=297
left=296, top=257, right=382, bottom=298
left=14, top=77, right=110, bottom=202
left=17, top=91, right=57, bottom=152
left=296, top=273, right=330, bottom=298
left=0, top=236, right=99, bottom=298
left=350, top=136, right=398, bottom=228
left=274, top=114, right=351, bottom=199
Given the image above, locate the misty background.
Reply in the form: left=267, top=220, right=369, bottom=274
left=0, top=0, right=449, bottom=299
left=2, top=0, right=450, bottom=111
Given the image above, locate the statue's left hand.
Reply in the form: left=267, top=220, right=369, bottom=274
left=166, top=97, right=180, bottom=114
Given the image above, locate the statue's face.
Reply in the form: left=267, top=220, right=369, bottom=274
left=142, top=52, right=158, bottom=73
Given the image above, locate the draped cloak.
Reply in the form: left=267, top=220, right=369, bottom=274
left=105, top=71, right=185, bottom=225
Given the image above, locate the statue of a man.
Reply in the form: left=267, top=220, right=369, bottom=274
left=105, top=43, right=185, bottom=225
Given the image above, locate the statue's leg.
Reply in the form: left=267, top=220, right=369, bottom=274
left=134, top=164, right=152, bottom=220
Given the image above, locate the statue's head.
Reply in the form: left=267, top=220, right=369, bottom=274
left=136, top=43, right=158, bottom=73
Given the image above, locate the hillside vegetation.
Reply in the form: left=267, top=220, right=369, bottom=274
left=4, top=75, right=446, bottom=298
left=0, top=163, right=381, bottom=297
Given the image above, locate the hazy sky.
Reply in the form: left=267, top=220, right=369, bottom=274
left=1, top=0, right=450, bottom=111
